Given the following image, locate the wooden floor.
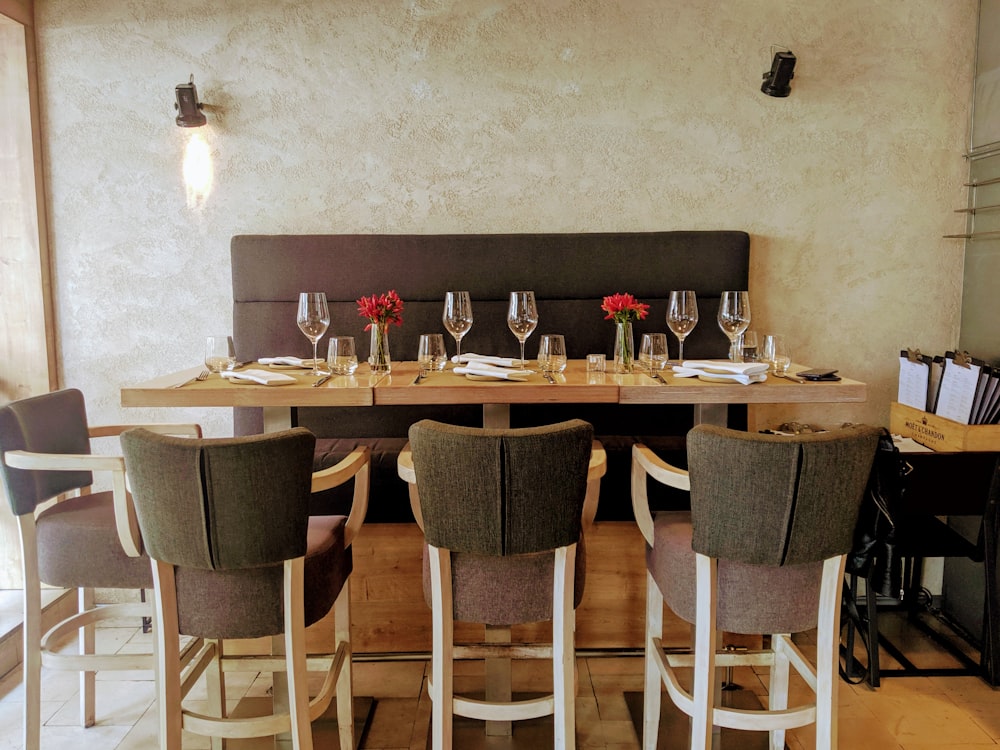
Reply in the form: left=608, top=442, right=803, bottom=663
left=2, top=612, right=1000, bottom=749
left=2, top=521, right=1000, bottom=748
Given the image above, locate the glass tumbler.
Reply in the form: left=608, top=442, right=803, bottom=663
left=327, top=336, right=359, bottom=375
left=417, top=333, right=448, bottom=372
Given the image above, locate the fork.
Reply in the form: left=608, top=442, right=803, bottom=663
left=173, top=369, right=210, bottom=388
left=543, top=372, right=556, bottom=384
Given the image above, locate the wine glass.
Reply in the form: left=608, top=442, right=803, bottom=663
left=666, top=290, right=698, bottom=363
left=507, top=291, right=538, bottom=369
left=297, top=292, right=330, bottom=376
left=717, top=291, right=751, bottom=362
left=442, top=291, right=473, bottom=362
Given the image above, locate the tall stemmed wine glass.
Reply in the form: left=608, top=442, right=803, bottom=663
left=507, top=291, right=538, bottom=370
left=442, top=291, right=473, bottom=362
left=297, top=292, right=330, bottom=376
left=667, top=290, right=699, bottom=363
left=717, top=291, right=751, bottom=362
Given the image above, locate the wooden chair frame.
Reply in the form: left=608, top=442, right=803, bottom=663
left=150, top=445, right=370, bottom=750
left=631, top=442, right=845, bottom=750
left=3, top=421, right=202, bottom=750
left=398, top=440, right=606, bottom=750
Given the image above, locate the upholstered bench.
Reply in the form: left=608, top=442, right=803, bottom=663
left=231, top=231, right=750, bottom=522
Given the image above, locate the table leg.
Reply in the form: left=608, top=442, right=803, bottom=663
left=694, top=403, right=728, bottom=427
left=483, top=403, right=511, bottom=429
left=263, top=406, right=294, bottom=433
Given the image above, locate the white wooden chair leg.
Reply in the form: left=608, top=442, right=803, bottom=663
left=768, top=634, right=790, bottom=750
left=643, top=571, right=664, bottom=750
left=553, top=545, right=576, bottom=750
left=151, top=560, right=183, bottom=750
left=335, top=579, right=355, bottom=750
left=690, top=554, right=718, bottom=750
left=78, top=587, right=96, bottom=728
left=20, top=516, right=41, bottom=750
left=206, top=638, right=226, bottom=750
left=284, top=558, right=313, bottom=750
left=815, top=557, right=846, bottom=750
left=429, top=546, right=453, bottom=750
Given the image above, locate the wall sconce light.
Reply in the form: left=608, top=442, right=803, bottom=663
left=175, top=74, right=207, bottom=127
left=761, top=49, right=796, bottom=98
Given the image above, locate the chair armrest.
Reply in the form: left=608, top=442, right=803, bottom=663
left=4, top=449, right=141, bottom=558
left=631, top=443, right=690, bottom=548
left=89, top=423, right=203, bottom=439
left=395, top=444, right=424, bottom=531
left=311, top=446, right=370, bottom=548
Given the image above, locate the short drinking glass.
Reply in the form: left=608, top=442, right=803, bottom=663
left=205, top=336, right=236, bottom=374
left=762, top=334, right=791, bottom=375
left=418, top=333, right=448, bottom=372
left=638, top=333, right=668, bottom=374
left=537, top=334, right=568, bottom=373
left=327, top=336, right=359, bottom=375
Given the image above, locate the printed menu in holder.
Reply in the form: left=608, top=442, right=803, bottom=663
left=897, top=350, right=930, bottom=410
left=935, top=351, right=982, bottom=424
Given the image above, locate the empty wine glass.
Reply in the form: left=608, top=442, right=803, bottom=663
left=507, top=291, right=538, bottom=369
left=442, top=291, right=473, bottom=362
left=297, top=292, right=330, bottom=376
left=717, top=291, right=751, bottom=362
left=667, top=290, right=699, bottom=363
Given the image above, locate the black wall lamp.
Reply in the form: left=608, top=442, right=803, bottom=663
left=761, top=49, right=796, bottom=97
left=175, top=75, right=207, bottom=127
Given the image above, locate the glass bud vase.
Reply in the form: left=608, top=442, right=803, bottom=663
left=613, top=321, right=634, bottom=374
left=369, top=323, right=391, bottom=374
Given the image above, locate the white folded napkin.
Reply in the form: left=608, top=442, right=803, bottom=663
left=453, top=363, right=533, bottom=381
left=452, top=353, right=526, bottom=368
left=221, top=369, right=298, bottom=386
left=258, top=356, right=322, bottom=369
left=672, top=367, right=767, bottom=385
left=678, top=359, right=770, bottom=376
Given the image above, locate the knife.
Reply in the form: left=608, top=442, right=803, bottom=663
left=312, top=374, right=332, bottom=388
left=412, top=370, right=425, bottom=385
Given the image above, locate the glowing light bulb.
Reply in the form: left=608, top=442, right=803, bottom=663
left=183, top=132, right=213, bottom=209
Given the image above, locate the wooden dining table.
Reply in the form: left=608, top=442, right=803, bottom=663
left=121, top=359, right=868, bottom=430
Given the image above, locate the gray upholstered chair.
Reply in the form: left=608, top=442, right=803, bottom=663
left=0, top=388, right=201, bottom=750
left=120, top=426, right=370, bottom=750
left=631, top=424, right=880, bottom=750
left=397, top=419, right=605, bottom=750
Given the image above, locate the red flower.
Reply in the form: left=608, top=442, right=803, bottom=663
left=357, top=290, right=404, bottom=330
left=601, top=292, right=650, bottom=324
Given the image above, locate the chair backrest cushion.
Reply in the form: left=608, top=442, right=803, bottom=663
left=0, top=389, right=93, bottom=516
left=409, top=419, right=593, bottom=555
left=686, top=424, right=880, bottom=566
left=121, top=427, right=316, bottom=570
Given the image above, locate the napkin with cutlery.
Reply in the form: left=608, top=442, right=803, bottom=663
left=452, top=353, right=526, bottom=368
left=258, top=356, right=323, bottom=369
left=221, top=368, right=298, bottom=386
left=453, top=362, right=533, bottom=381
left=672, top=359, right=769, bottom=385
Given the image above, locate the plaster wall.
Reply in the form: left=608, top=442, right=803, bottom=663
left=32, top=0, right=977, bottom=436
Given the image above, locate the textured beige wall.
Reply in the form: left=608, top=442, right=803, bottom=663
left=33, top=0, right=977, bottom=436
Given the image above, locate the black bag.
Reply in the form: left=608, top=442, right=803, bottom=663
left=846, top=428, right=905, bottom=599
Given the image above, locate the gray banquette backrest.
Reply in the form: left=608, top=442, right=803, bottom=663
left=231, top=232, right=750, bottom=522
